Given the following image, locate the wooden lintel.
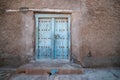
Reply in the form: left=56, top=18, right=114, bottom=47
left=6, top=8, right=73, bottom=13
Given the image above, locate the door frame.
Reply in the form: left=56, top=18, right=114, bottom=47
left=35, top=14, right=71, bottom=62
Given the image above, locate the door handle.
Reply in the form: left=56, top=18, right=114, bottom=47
left=54, top=34, right=58, bottom=39
left=54, top=34, right=60, bottom=39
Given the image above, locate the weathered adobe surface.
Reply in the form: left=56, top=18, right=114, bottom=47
left=0, top=0, right=120, bottom=67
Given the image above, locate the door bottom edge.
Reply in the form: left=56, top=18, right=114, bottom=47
left=34, top=59, right=70, bottom=63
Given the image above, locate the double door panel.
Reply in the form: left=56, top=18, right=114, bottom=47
left=36, top=14, right=70, bottom=60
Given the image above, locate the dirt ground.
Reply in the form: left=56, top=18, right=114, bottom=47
left=2, top=67, right=118, bottom=80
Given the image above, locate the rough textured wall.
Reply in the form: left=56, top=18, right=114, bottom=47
left=0, top=0, right=34, bottom=67
left=79, top=0, right=120, bottom=67
left=0, top=0, right=120, bottom=67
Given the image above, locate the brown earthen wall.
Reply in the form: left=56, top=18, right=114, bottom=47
left=0, top=0, right=120, bottom=67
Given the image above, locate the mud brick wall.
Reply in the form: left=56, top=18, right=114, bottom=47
left=0, top=0, right=120, bottom=67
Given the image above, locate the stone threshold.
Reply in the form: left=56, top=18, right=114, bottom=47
left=17, top=68, right=83, bottom=75
left=16, top=62, right=83, bottom=75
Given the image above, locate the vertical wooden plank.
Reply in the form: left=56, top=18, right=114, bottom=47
left=35, top=15, right=39, bottom=60
left=68, top=16, right=71, bottom=60
left=52, top=18, right=55, bottom=59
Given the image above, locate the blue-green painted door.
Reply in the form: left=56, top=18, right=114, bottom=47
left=54, top=18, right=69, bottom=59
left=35, top=14, right=70, bottom=60
left=38, top=18, right=52, bottom=59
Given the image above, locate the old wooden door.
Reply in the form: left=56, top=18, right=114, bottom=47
left=35, top=14, right=70, bottom=61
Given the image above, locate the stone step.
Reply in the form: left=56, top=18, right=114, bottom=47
left=17, top=68, right=83, bottom=75
left=16, top=62, right=83, bottom=75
